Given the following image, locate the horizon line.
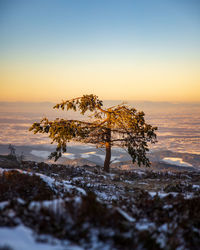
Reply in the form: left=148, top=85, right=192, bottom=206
left=1, top=100, right=200, bottom=105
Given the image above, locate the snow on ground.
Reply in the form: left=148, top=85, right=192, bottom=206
left=36, top=172, right=58, bottom=190
left=135, top=221, right=155, bottom=231
left=62, top=181, right=86, bottom=195
left=0, top=225, right=83, bottom=250
left=0, top=167, right=87, bottom=196
left=0, top=201, right=9, bottom=210
left=116, top=208, right=135, bottom=222
left=34, top=171, right=86, bottom=196
left=29, top=198, right=83, bottom=212
left=94, top=190, right=117, bottom=201
left=193, top=184, right=200, bottom=190
left=162, top=157, right=193, bottom=167
left=148, top=191, right=197, bottom=200
left=0, top=167, right=27, bottom=175
left=149, top=191, right=178, bottom=198
left=0, top=159, right=200, bottom=249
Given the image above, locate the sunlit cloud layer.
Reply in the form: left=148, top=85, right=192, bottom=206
left=0, top=103, right=200, bottom=154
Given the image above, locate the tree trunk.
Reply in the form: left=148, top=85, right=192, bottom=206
left=104, top=128, right=111, bottom=172
left=104, top=141, right=111, bottom=172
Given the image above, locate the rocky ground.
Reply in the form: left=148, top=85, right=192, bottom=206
left=0, top=155, right=200, bottom=250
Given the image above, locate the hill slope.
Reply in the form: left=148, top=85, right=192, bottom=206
left=0, top=156, right=200, bottom=250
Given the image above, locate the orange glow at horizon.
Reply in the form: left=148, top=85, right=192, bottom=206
left=1, top=59, right=200, bottom=102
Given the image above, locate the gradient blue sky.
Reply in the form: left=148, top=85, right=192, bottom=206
left=0, top=0, right=200, bottom=102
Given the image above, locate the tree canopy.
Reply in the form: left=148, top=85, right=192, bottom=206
left=29, top=94, right=157, bottom=172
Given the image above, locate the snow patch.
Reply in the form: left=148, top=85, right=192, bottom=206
left=0, top=167, right=86, bottom=196
left=149, top=192, right=178, bottom=198
left=29, top=199, right=64, bottom=212
left=116, top=208, right=135, bottom=222
left=0, top=225, right=82, bottom=250
left=36, top=173, right=58, bottom=192
left=0, top=201, right=9, bottom=210
left=95, top=191, right=117, bottom=201
left=63, top=181, right=86, bottom=195
left=135, top=221, right=155, bottom=231
left=193, top=184, right=200, bottom=190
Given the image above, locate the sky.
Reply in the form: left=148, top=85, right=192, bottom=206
left=0, top=0, right=200, bottom=102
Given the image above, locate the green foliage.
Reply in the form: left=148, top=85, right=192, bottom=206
left=53, top=94, right=103, bottom=114
left=29, top=94, right=157, bottom=168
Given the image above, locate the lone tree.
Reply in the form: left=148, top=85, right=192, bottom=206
left=29, top=94, right=157, bottom=172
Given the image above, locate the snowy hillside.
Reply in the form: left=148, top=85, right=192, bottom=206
left=0, top=155, right=200, bottom=249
